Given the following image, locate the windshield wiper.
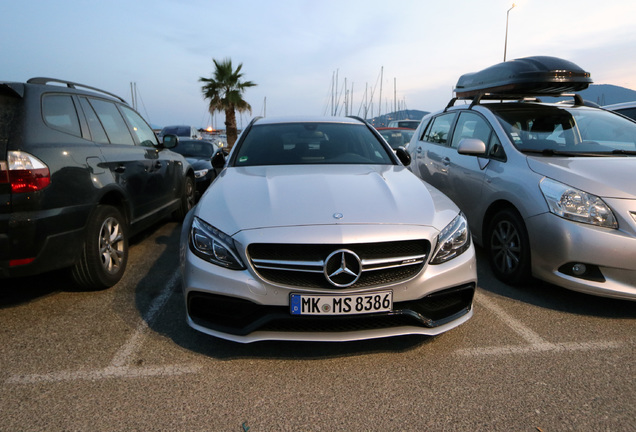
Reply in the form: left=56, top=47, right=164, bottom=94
left=520, top=148, right=599, bottom=157
left=611, top=149, right=636, bottom=155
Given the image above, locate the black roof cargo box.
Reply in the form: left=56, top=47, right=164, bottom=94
left=454, top=56, right=592, bottom=98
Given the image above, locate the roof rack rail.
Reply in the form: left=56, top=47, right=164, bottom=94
left=448, top=92, right=588, bottom=109
left=445, top=94, right=543, bottom=110
left=27, top=77, right=127, bottom=104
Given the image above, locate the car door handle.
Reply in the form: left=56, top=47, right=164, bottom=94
left=154, top=161, right=162, bottom=169
left=442, top=157, right=451, bottom=166
left=114, top=165, right=126, bottom=173
left=417, top=146, right=423, bottom=154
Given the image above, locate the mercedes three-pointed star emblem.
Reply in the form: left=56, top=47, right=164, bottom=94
left=324, top=249, right=362, bottom=287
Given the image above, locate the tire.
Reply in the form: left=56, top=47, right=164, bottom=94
left=174, top=175, right=195, bottom=221
left=486, top=208, right=532, bottom=285
left=71, top=205, right=129, bottom=290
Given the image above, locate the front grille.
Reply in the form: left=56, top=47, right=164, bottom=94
left=248, top=240, right=430, bottom=289
left=187, top=284, right=475, bottom=336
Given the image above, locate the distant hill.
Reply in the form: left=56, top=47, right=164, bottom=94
left=368, top=109, right=429, bottom=127
left=495, top=84, right=636, bottom=107
left=373, top=85, right=636, bottom=121
left=574, top=84, right=636, bottom=106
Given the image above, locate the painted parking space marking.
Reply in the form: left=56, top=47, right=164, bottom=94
left=455, top=291, right=625, bottom=357
left=6, top=271, right=201, bottom=385
left=5, top=278, right=629, bottom=384
left=5, top=364, right=202, bottom=385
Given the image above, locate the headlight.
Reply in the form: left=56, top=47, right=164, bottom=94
left=194, top=169, right=209, bottom=179
left=430, top=213, right=471, bottom=264
left=539, top=178, right=617, bottom=228
left=190, top=217, right=245, bottom=269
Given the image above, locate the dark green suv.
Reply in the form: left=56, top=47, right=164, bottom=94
left=0, top=78, right=195, bottom=289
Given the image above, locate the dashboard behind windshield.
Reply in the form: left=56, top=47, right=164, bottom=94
left=491, top=104, right=636, bottom=154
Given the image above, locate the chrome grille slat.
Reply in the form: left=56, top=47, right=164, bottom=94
left=248, top=241, right=430, bottom=289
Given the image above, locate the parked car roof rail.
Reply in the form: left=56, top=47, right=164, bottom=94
left=26, top=77, right=128, bottom=104
left=446, top=92, right=586, bottom=111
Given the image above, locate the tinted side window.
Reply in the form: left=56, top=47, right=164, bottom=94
left=423, top=112, right=456, bottom=146
left=616, top=108, right=636, bottom=121
left=488, top=133, right=506, bottom=160
left=417, top=117, right=432, bottom=141
left=451, top=112, right=492, bottom=148
left=89, top=99, right=134, bottom=145
left=42, top=95, right=81, bottom=137
left=79, top=97, right=109, bottom=144
left=120, top=106, right=157, bottom=147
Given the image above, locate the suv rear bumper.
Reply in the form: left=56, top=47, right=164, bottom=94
left=0, top=205, right=90, bottom=278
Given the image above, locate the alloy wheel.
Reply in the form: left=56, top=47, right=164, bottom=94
left=99, top=216, right=125, bottom=275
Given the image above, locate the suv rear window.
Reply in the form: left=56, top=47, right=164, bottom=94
left=42, top=95, right=81, bottom=137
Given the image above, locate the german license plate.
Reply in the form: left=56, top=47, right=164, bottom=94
left=290, top=291, right=393, bottom=316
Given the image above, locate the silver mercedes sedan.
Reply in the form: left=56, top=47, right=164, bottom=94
left=180, top=116, right=476, bottom=343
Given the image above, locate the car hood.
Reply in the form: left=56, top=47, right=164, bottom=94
left=527, top=156, right=636, bottom=199
left=195, top=165, right=459, bottom=235
left=184, top=157, right=212, bottom=169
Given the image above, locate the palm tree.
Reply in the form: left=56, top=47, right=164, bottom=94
left=200, top=58, right=256, bottom=148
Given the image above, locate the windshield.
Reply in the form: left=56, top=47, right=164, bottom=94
left=233, top=122, right=394, bottom=166
left=172, top=140, right=215, bottom=158
left=162, top=126, right=192, bottom=136
left=377, top=129, right=415, bottom=149
left=491, top=104, right=636, bottom=155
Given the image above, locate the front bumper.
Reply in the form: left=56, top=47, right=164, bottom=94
left=186, top=284, right=475, bottom=342
left=526, top=212, right=636, bottom=300
left=181, top=223, right=477, bottom=343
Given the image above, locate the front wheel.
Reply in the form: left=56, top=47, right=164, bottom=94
left=486, top=208, right=532, bottom=285
left=71, top=205, right=129, bottom=290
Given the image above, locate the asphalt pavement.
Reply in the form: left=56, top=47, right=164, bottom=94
left=1, top=220, right=634, bottom=431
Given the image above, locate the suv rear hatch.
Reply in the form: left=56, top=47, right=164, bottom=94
left=0, top=83, right=25, bottom=263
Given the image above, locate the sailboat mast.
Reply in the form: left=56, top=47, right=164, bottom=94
left=378, top=66, right=383, bottom=119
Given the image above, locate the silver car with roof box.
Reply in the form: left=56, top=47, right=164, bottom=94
left=180, top=116, right=476, bottom=343
left=408, top=56, right=636, bottom=301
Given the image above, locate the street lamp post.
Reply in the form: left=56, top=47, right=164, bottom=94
left=504, top=3, right=516, bottom=61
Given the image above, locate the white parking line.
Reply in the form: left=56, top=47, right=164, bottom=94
left=111, top=271, right=178, bottom=367
left=455, top=292, right=625, bottom=356
left=6, top=271, right=201, bottom=385
left=6, top=364, right=202, bottom=385
left=5, top=281, right=629, bottom=384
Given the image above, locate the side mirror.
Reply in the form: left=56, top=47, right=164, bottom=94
left=212, top=150, right=226, bottom=169
left=457, top=138, right=487, bottom=156
left=162, top=134, right=179, bottom=149
left=395, top=146, right=411, bottom=166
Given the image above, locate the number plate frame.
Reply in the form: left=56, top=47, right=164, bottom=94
left=290, top=291, right=393, bottom=316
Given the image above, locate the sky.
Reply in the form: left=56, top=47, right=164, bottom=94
left=3, top=0, right=636, bottom=129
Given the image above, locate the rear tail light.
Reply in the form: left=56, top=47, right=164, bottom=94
left=2, top=151, right=51, bottom=193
